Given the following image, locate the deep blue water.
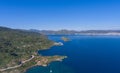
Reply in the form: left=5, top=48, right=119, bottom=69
left=26, top=35, right=120, bottom=73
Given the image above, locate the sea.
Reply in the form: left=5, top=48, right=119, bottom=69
left=26, top=35, right=120, bottom=73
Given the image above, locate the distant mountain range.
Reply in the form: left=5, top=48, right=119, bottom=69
left=29, top=29, right=120, bottom=35
left=1, top=26, right=120, bottom=35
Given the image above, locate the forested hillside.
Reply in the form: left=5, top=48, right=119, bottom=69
left=0, top=26, right=53, bottom=68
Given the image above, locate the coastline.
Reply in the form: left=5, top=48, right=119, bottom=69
left=0, top=41, right=67, bottom=73
left=24, top=42, right=67, bottom=73
left=24, top=55, right=67, bottom=73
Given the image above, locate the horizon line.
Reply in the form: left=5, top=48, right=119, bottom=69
left=0, top=26, right=120, bottom=31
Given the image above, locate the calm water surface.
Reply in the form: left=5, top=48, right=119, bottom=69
left=26, top=35, right=120, bottom=73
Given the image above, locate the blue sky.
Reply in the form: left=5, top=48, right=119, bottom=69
left=0, top=0, right=120, bottom=30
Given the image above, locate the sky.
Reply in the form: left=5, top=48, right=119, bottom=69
left=0, top=0, right=120, bottom=30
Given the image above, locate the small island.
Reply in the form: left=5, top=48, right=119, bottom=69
left=0, top=27, right=67, bottom=73
left=61, top=37, right=70, bottom=42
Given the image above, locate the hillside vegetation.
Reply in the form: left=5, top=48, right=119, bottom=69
left=0, top=27, right=53, bottom=68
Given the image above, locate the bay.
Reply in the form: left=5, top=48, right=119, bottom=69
left=26, top=35, right=120, bottom=73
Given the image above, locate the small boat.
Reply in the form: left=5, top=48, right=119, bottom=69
left=50, top=70, right=52, bottom=73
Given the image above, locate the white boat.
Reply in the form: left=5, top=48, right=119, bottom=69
left=50, top=70, right=52, bottom=73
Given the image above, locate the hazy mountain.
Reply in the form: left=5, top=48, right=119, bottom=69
left=29, top=29, right=120, bottom=35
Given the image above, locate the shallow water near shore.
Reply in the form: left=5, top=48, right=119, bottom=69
left=26, top=35, right=120, bottom=73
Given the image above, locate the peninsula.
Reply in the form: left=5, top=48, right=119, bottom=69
left=0, top=27, right=67, bottom=73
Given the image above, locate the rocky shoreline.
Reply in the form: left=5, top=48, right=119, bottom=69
left=0, top=42, right=67, bottom=73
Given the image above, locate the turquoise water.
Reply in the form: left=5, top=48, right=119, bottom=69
left=26, top=35, right=120, bottom=73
